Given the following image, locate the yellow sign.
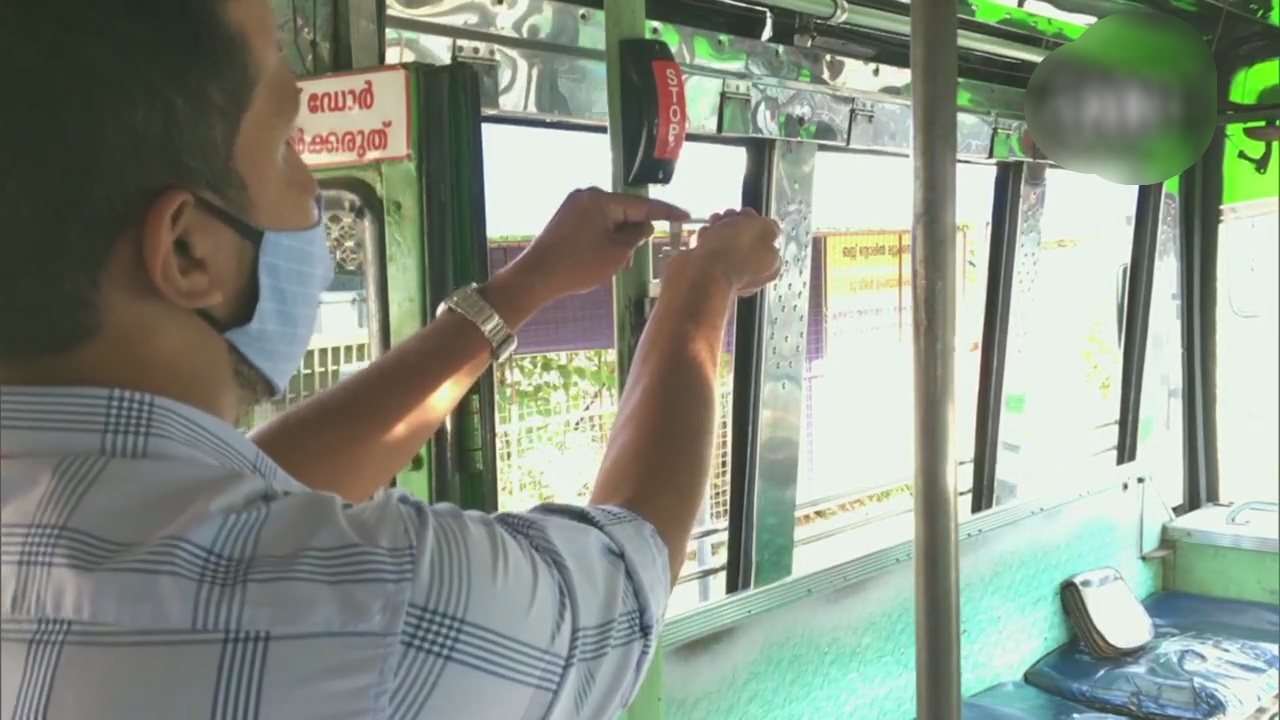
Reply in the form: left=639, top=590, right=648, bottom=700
left=825, top=232, right=909, bottom=283
left=822, top=229, right=985, bottom=333
left=823, top=232, right=911, bottom=330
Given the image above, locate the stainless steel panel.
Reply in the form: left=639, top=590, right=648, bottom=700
left=752, top=141, right=818, bottom=587
left=384, top=0, right=1025, bottom=158
left=755, top=0, right=1057, bottom=62
left=991, top=163, right=1048, bottom=506
left=1165, top=502, right=1280, bottom=553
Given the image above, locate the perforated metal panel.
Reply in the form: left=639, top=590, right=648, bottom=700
left=325, top=206, right=365, bottom=272
left=751, top=141, right=818, bottom=587
left=991, top=163, right=1048, bottom=505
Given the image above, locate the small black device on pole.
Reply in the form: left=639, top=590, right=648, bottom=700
left=618, top=38, right=688, bottom=186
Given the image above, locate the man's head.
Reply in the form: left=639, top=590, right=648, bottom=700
left=0, top=0, right=320, bottom=421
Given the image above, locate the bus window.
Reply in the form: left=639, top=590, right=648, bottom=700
left=994, top=170, right=1138, bottom=505
left=1216, top=198, right=1280, bottom=502
left=482, top=125, right=610, bottom=514
left=791, top=151, right=996, bottom=576
left=651, top=141, right=746, bottom=614
left=480, top=124, right=746, bottom=614
left=237, top=185, right=385, bottom=431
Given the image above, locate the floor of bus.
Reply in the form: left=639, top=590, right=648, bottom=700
left=660, top=484, right=1279, bottom=720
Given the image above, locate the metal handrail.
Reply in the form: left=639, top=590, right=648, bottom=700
left=751, top=0, right=1052, bottom=63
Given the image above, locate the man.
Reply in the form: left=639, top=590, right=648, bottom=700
left=0, top=0, right=781, bottom=718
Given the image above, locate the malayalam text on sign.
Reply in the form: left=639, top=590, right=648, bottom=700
left=293, top=67, right=412, bottom=169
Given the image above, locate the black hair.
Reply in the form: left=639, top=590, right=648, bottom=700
left=0, top=0, right=257, bottom=363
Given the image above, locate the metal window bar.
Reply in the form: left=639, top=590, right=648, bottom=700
left=981, top=161, right=1049, bottom=509
left=970, top=162, right=1025, bottom=513
left=795, top=487, right=978, bottom=549
left=1178, top=129, right=1225, bottom=510
left=725, top=139, right=773, bottom=595
left=1116, top=184, right=1163, bottom=465
left=602, top=0, right=663, bottom=715
left=677, top=468, right=982, bottom=587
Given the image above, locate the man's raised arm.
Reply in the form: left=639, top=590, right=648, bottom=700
left=590, top=209, right=782, bottom=581
left=375, top=211, right=781, bottom=717
left=251, top=189, right=689, bottom=502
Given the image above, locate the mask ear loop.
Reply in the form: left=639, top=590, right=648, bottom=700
left=190, top=195, right=266, bottom=332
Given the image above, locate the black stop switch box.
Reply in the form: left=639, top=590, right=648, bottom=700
left=618, top=38, right=687, bottom=187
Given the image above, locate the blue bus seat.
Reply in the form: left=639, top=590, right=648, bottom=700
left=1144, top=591, right=1280, bottom=645
left=960, top=682, right=1124, bottom=718
left=1023, top=593, right=1279, bottom=719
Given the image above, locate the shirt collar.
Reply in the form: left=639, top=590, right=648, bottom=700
left=0, top=385, right=285, bottom=485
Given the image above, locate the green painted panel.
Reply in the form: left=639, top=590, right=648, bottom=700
left=310, top=160, right=431, bottom=499
left=1223, top=58, right=1279, bottom=208
left=663, top=484, right=1160, bottom=720
left=1168, top=543, right=1280, bottom=605
left=621, top=654, right=663, bottom=720
left=381, top=156, right=432, bottom=501
left=368, top=68, right=433, bottom=502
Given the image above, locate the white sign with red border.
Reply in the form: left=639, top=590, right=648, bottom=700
left=292, top=66, right=412, bottom=169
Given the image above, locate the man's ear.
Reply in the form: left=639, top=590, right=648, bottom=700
left=138, top=190, right=227, bottom=311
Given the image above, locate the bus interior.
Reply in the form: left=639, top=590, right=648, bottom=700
left=253, top=0, right=1278, bottom=717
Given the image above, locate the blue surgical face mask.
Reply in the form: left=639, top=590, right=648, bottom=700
left=194, top=197, right=335, bottom=397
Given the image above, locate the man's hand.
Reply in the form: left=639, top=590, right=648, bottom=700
left=498, top=188, right=690, bottom=299
left=591, top=206, right=782, bottom=581
left=679, top=207, right=782, bottom=295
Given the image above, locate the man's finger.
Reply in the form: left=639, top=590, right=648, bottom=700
left=613, top=221, right=655, bottom=248
left=606, top=193, right=690, bottom=225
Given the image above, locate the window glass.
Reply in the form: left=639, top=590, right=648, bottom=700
left=237, top=185, right=383, bottom=431
left=994, top=169, right=1137, bottom=505
left=792, top=151, right=996, bottom=575
left=652, top=142, right=745, bottom=614
left=1216, top=199, right=1279, bottom=502
left=481, top=124, right=745, bottom=614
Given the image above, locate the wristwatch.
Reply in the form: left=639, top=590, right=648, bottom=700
left=436, top=283, right=518, bottom=363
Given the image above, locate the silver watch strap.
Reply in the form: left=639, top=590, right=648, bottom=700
left=437, top=283, right=518, bottom=363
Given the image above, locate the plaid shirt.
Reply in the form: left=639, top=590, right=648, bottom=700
left=0, top=386, right=669, bottom=719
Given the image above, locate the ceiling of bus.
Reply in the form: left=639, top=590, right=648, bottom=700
left=271, top=0, right=1277, bottom=195
left=273, top=0, right=1276, bottom=79
left=954, top=0, right=1277, bottom=38
left=625, top=0, right=1277, bottom=59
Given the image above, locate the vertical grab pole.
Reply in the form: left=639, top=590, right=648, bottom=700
left=605, top=0, right=652, bottom=380
left=603, top=1, right=663, bottom=718
left=910, top=0, right=962, bottom=713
